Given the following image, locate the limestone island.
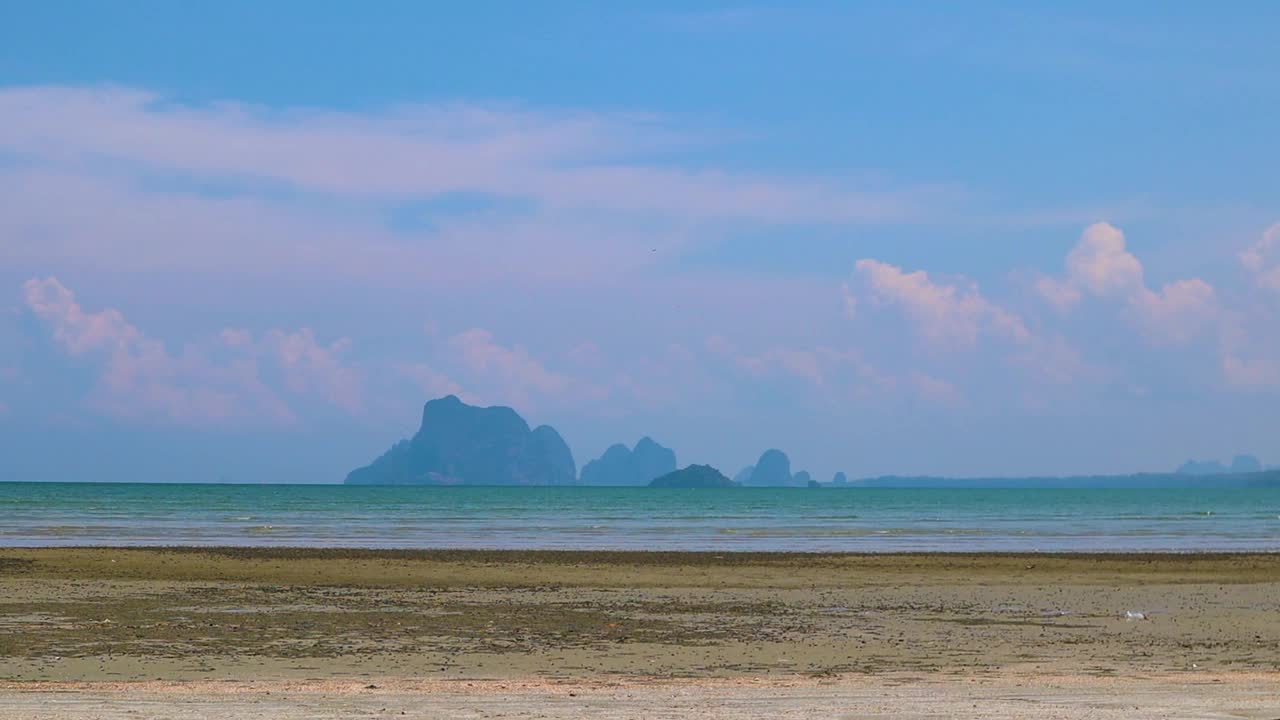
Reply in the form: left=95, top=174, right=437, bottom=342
left=345, top=395, right=575, bottom=485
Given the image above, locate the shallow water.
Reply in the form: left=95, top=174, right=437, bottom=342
left=1, top=483, right=1278, bottom=552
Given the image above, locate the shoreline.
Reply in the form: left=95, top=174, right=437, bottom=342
left=6, top=546, right=1280, bottom=583
left=4, top=674, right=1279, bottom=720
left=9, top=545, right=1280, bottom=557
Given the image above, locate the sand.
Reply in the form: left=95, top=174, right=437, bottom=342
left=4, top=675, right=1280, bottom=719
left=1, top=548, right=1278, bottom=717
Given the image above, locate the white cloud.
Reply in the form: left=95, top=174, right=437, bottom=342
left=23, top=277, right=293, bottom=425
left=1222, top=353, right=1280, bottom=390
left=910, top=372, right=963, bottom=407
left=1008, top=334, right=1100, bottom=386
left=0, top=169, right=697, bottom=286
left=840, top=282, right=858, bottom=319
left=23, top=277, right=141, bottom=355
left=704, top=334, right=736, bottom=356
left=1218, top=308, right=1280, bottom=391
left=260, top=329, right=363, bottom=415
left=219, top=328, right=253, bottom=348
left=724, top=342, right=900, bottom=401
left=399, top=363, right=468, bottom=402
left=0, top=85, right=933, bottom=226
left=565, top=341, right=605, bottom=368
left=21, top=277, right=368, bottom=424
left=1034, top=276, right=1082, bottom=312
left=736, top=347, right=826, bottom=386
left=446, top=328, right=572, bottom=407
left=1060, top=222, right=1145, bottom=299
left=853, top=259, right=1029, bottom=350
left=1129, top=278, right=1217, bottom=345
left=851, top=259, right=1099, bottom=387
left=1037, top=222, right=1218, bottom=344
left=1241, top=222, right=1280, bottom=294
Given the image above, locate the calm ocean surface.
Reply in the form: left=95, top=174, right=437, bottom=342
left=1, top=483, right=1278, bottom=552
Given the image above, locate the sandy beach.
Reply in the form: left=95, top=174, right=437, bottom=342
left=4, top=675, right=1280, bottom=720
left=1, top=548, right=1278, bottom=717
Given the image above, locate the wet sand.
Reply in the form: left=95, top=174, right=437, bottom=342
left=5, top=675, right=1280, bottom=720
left=1, top=548, right=1278, bottom=717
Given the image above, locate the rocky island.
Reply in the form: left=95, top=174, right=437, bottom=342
left=648, top=464, right=738, bottom=488
left=580, top=437, right=677, bottom=486
left=345, top=395, right=576, bottom=485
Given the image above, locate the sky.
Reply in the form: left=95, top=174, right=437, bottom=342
left=1, top=2, right=1278, bottom=482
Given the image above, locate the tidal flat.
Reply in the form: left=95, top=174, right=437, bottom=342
left=2, top=548, right=1279, bottom=680
left=1, top=549, right=1278, bottom=718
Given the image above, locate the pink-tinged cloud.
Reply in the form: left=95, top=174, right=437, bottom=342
left=1218, top=308, right=1280, bottom=391
left=398, top=363, right=469, bottom=403
left=853, top=259, right=1030, bottom=350
left=851, top=259, right=1099, bottom=387
left=446, top=328, right=573, bottom=408
left=1036, top=222, right=1142, bottom=312
left=601, top=342, right=727, bottom=413
left=220, top=326, right=365, bottom=414
left=23, top=277, right=142, bottom=354
left=910, top=372, right=963, bottom=407
left=219, top=328, right=253, bottom=348
left=1221, top=353, right=1280, bottom=390
left=1064, top=222, right=1145, bottom=299
left=725, top=342, right=898, bottom=401
left=735, top=347, right=826, bottom=386
left=564, top=341, right=605, bottom=369
left=262, top=329, right=363, bottom=415
left=840, top=282, right=858, bottom=319
left=1009, top=334, right=1104, bottom=387
left=0, top=168, right=681, bottom=287
left=23, top=277, right=294, bottom=425
left=1037, top=223, right=1218, bottom=345
left=20, top=277, right=374, bottom=425
left=1241, top=222, right=1280, bottom=294
left=703, top=334, right=736, bottom=356
left=0, top=85, right=938, bottom=225
left=1128, top=278, right=1217, bottom=345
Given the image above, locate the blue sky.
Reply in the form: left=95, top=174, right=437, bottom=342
left=1, top=2, right=1278, bottom=481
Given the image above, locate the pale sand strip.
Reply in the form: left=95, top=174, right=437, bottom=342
left=2, top=675, right=1279, bottom=719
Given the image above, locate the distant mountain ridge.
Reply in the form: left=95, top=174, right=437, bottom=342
left=346, top=396, right=1276, bottom=488
left=580, top=437, right=677, bottom=486
left=345, top=396, right=575, bottom=486
left=852, top=470, right=1280, bottom=489
left=734, top=450, right=840, bottom=488
left=1177, top=455, right=1263, bottom=476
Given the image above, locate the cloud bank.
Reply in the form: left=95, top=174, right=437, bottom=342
left=2, top=84, right=1276, bottom=476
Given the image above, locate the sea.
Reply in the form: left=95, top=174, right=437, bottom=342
left=2, top=482, right=1279, bottom=552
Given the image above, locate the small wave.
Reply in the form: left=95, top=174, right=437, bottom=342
left=8, top=525, right=122, bottom=537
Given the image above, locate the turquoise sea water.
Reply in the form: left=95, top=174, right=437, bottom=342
left=1, top=483, right=1279, bottom=552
